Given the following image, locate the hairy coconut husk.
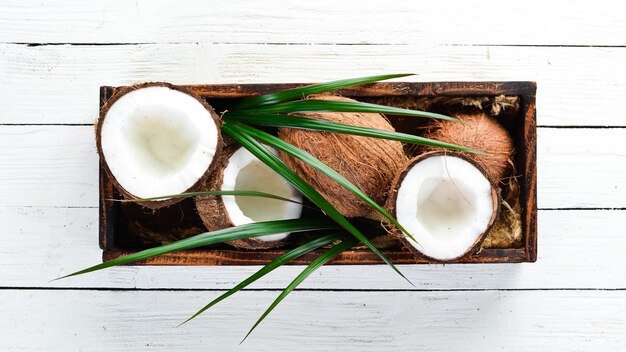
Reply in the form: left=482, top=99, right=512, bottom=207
left=482, top=175, right=523, bottom=248
left=194, top=145, right=293, bottom=250
left=278, top=95, right=409, bottom=218
left=420, top=112, right=514, bottom=182
left=386, top=152, right=501, bottom=262
left=96, top=82, right=223, bottom=210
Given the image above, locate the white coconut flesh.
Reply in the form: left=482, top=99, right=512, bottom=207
left=395, top=155, right=495, bottom=260
left=100, top=86, right=220, bottom=199
left=221, top=147, right=303, bottom=242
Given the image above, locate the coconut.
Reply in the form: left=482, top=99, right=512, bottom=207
left=278, top=95, right=408, bottom=218
left=421, top=112, right=514, bottom=182
left=195, top=145, right=303, bottom=249
left=387, top=152, right=500, bottom=262
left=96, top=82, right=223, bottom=209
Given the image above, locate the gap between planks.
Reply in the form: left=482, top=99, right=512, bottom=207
left=1, top=287, right=625, bottom=292
left=2, top=43, right=626, bottom=126
left=4, top=42, right=626, bottom=48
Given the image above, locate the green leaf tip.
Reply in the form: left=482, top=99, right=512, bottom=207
left=240, top=237, right=359, bottom=343
left=178, top=231, right=347, bottom=327
left=54, top=218, right=338, bottom=281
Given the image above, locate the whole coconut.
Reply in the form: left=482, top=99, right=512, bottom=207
left=422, top=112, right=514, bottom=182
left=278, top=95, right=408, bottom=218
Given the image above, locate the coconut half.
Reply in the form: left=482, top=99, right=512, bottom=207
left=388, top=152, right=500, bottom=262
left=196, top=145, right=303, bottom=249
left=96, top=83, right=222, bottom=209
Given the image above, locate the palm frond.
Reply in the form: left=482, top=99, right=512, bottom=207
left=179, top=231, right=347, bottom=326
left=232, top=74, right=413, bottom=110
left=225, top=112, right=484, bottom=154
left=222, top=122, right=410, bottom=285
left=233, top=100, right=459, bottom=122
left=55, top=218, right=337, bottom=280
left=114, top=190, right=306, bottom=206
left=241, top=236, right=358, bottom=342
left=227, top=121, right=418, bottom=242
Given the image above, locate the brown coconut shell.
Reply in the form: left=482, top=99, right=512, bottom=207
left=194, top=145, right=293, bottom=250
left=420, top=112, right=514, bottom=182
left=278, top=95, right=409, bottom=218
left=96, top=82, right=223, bottom=210
left=386, top=151, right=501, bottom=263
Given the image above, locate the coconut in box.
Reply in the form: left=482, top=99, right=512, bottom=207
left=98, top=81, right=536, bottom=265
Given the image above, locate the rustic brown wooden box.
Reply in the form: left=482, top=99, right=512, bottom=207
left=99, top=81, right=537, bottom=265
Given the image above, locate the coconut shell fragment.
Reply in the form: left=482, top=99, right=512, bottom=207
left=278, top=95, right=409, bottom=218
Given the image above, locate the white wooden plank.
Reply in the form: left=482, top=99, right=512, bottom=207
left=1, top=125, right=624, bottom=209
left=1, top=43, right=626, bottom=126
left=0, top=126, right=99, bottom=208
left=1, top=0, right=625, bottom=46
left=2, top=207, right=625, bottom=290
left=0, top=289, right=623, bottom=351
left=537, top=128, right=626, bottom=208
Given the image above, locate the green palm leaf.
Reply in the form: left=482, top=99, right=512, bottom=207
left=241, top=236, right=359, bottom=343
left=232, top=74, right=413, bottom=110
left=222, top=123, right=410, bottom=285
left=226, top=112, right=484, bottom=154
left=55, top=218, right=337, bottom=280
left=233, top=100, right=459, bottom=122
left=179, top=231, right=347, bottom=326
left=115, top=190, right=306, bottom=207
left=226, top=121, right=417, bottom=242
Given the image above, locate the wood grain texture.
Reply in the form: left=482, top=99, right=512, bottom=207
left=1, top=125, right=623, bottom=209
left=1, top=0, right=625, bottom=46
left=522, top=96, right=538, bottom=261
left=1, top=289, right=624, bottom=351
left=2, top=208, right=625, bottom=290
left=102, top=248, right=527, bottom=266
left=2, top=43, right=626, bottom=126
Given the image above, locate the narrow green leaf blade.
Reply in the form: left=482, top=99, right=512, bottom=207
left=234, top=100, right=459, bottom=122
left=232, top=74, right=413, bottom=110
left=222, top=123, right=410, bottom=285
left=55, top=218, right=337, bottom=280
left=241, top=237, right=358, bottom=343
left=226, top=112, right=485, bottom=155
left=179, top=231, right=346, bottom=326
left=228, top=122, right=417, bottom=242
left=117, top=190, right=306, bottom=207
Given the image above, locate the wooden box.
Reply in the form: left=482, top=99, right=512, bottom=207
left=99, top=81, right=537, bottom=265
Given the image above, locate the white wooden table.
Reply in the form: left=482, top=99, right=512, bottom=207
left=1, top=1, right=625, bottom=350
